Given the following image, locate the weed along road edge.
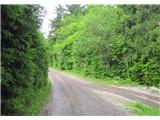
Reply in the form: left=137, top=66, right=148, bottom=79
left=42, top=68, right=160, bottom=116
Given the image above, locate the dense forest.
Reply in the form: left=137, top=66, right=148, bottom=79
left=1, top=5, right=51, bottom=115
left=1, top=4, right=160, bottom=116
left=49, top=5, right=160, bottom=87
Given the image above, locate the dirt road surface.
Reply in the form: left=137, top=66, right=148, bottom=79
left=42, top=68, right=160, bottom=116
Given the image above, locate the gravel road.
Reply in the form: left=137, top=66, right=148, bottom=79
left=42, top=68, right=160, bottom=116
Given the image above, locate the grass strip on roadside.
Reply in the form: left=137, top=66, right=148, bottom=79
left=53, top=67, right=139, bottom=87
left=125, top=102, right=160, bottom=116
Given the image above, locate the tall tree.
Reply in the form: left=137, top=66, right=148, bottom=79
left=49, top=5, right=66, bottom=38
left=66, top=4, right=86, bottom=15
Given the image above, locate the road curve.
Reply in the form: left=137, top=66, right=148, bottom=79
left=42, top=69, right=160, bottom=116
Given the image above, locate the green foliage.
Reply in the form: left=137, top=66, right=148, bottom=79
left=1, top=80, right=51, bottom=116
left=1, top=5, right=51, bottom=115
left=130, top=60, right=160, bottom=86
left=52, top=14, right=82, bottom=70
left=50, top=5, right=160, bottom=87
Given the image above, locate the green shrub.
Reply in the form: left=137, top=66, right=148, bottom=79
left=1, top=5, right=51, bottom=115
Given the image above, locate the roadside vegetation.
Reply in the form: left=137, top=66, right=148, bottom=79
left=54, top=68, right=139, bottom=87
left=125, top=102, right=160, bottom=116
left=49, top=5, right=160, bottom=88
left=1, top=5, right=51, bottom=115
